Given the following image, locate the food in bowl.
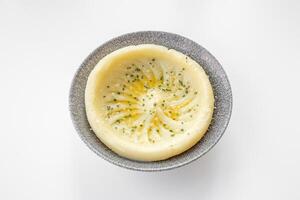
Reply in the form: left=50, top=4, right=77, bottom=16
left=85, top=44, right=214, bottom=161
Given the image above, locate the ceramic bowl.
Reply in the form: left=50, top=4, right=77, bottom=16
left=69, top=31, right=232, bottom=171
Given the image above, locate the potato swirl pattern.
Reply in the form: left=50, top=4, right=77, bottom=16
left=103, top=59, right=199, bottom=144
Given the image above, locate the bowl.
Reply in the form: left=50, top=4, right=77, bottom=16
left=69, top=31, right=232, bottom=171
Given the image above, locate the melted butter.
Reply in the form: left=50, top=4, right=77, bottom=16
left=103, top=58, right=199, bottom=144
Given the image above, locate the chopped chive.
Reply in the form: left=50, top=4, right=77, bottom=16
left=179, top=80, right=184, bottom=86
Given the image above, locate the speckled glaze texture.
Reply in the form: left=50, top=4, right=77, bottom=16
left=69, top=31, right=232, bottom=171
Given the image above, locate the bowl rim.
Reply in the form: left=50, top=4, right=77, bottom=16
left=69, top=31, right=233, bottom=171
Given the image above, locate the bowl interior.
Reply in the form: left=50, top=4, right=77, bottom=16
left=69, top=31, right=232, bottom=171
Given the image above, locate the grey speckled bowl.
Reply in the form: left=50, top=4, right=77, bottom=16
left=69, top=31, right=232, bottom=171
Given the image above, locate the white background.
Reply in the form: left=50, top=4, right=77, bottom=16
left=1, top=0, right=300, bottom=199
